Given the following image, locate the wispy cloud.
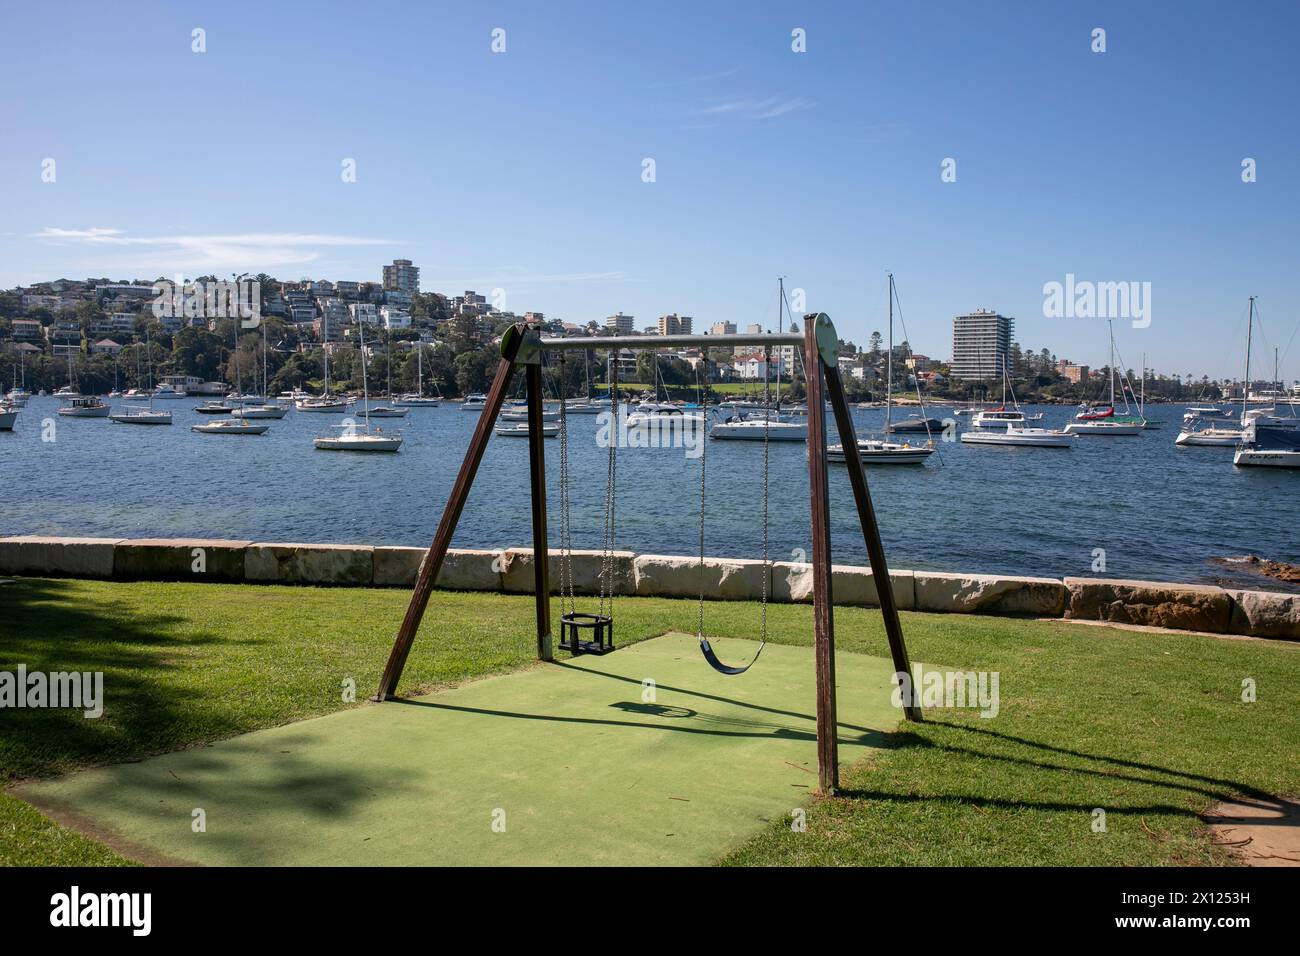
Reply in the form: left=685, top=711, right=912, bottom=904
left=32, top=227, right=396, bottom=273
left=698, top=96, right=815, bottom=120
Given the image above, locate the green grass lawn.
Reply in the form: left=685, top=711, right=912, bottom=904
left=2, top=577, right=1297, bottom=866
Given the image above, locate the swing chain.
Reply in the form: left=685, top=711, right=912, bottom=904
left=761, top=345, right=770, bottom=645
left=696, top=363, right=707, bottom=641
left=557, top=354, right=577, bottom=617
left=598, top=355, right=618, bottom=617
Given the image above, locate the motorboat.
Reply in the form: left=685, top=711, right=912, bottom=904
left=191, top=419, right=270, bottom=435
left=624, top=402, right=703, bottom=428
left=1241, top=407, right=1300, bottom=429
left=961, top=426, right=1073, bottom=448
left=151, top=383, right=187, bottom=400
left=494, top=421, right=558, bottom=438
left=296, top=395, right=349, bottom=412
left=195, top=401, right=235, bottom=414
left=710, top=417, right=808, bottom=441
left=461, top=393, right=489, bottom=411
left=395, top=394, right=440, bottom=407
left=828, top=438, right=933, bottom=464
left=970, top=408, right=1025, bottom=429
left=231, top=404, right=289, bottom=420
left=56, top=396, right=111, bottom=418
left=0, top=404, right=17, bottom=430
left=1065, top=419, right=1143, bottom=436
left=109, top=406, right=173, bottom=425
left=1233, top=422, right=1300, bottom=468
left=500, top=401, right=559, bottom=422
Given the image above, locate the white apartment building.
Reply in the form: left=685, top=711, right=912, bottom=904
left=606, top=312, right=635, bottom=333
left=380, top=306, right=411, bottom=330
left=349, top=302, right=379, bottom=325
left=382, top=259, right=420, bottom=294
left=658, top=313, right=693, bottom=335
left=950, top=309, right=1014, bottom=381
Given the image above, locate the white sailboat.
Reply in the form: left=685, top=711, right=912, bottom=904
left=1065, top=321, right=1145, bottom=435
left=7, top=350, right=31, bottom=405
left=314, top=322, right=403, bottom=451
left=395, top=344, right=440, bottom=406
left=110, top=329, right=173, bottom=424
left=963, top=356, right=1072, bottom=447
left=832, top=273, right=935, bottom=464
left=1177, top=298, right=1254, bottom=447
left=713, top=279, right=808, bottom=442
left=197, top=313, right=272, bottom=434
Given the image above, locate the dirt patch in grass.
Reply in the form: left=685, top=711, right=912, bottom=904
left=1203, top=797, right=1300, bottom=866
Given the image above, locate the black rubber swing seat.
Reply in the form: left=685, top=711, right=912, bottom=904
left=698, top=637, right=765, bottom=676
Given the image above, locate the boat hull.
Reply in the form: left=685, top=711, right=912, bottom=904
left=961, top=430, right=1072, bottom=448
left=1233, top=449, right=1300, bottom=468
left=710, top=422, right=808, bottom=441
left=109, top=411, right=173, bottom=425
left=191, top=421, right=270, bottom=435
left=314, top=436, right=403, bottom=452
left=1064, top=422, right=1143, bottom=436
left=1175, top=429, right=1242, bottom=446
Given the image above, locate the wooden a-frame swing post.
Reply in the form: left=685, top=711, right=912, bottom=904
left=374, top=317, right=920, bottom=795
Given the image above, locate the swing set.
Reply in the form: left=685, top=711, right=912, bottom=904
left=374, top=314, right=921, bottom=793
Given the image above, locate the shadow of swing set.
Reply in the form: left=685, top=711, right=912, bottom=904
left=373, top=314, right=922, bottom=793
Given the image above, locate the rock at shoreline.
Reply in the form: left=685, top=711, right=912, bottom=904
left=1214, top=554, right=1300, bottom=585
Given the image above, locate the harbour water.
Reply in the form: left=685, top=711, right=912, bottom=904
left=2, top=398, right=1297, bottom=592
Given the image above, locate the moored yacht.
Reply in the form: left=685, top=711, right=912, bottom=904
left=56, top=396, right=110, bottom=418
left=191, top=419, right=270, bottom=435
left=1233, top=422, right=1300, bottom=468
left=1175, top=424, right=1244, bottom=446
left=828, top=438, right=933, bottom=464
left=495, top=420, right=559, bottom=438
left=961, top=425, right=1073, bottom=448
left=231, top=404, right=289, bottom=420
left=970, top=408, right=1026, bottom=429
left=710, top=417, right=808, bottom=441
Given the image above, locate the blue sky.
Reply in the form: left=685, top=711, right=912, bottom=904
left=2, top=0, right=1297, bottom=380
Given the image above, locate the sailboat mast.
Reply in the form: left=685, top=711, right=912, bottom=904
left=886, top=273, right=893, bottom=430
left=1140, top=352, right=1146, bottom=417
left=1108, top=320, right=1116, bottom=408
left=359, top=321, right=370, bottom=430
left=1243, top=296, right=1254, bottom=420
left=776, top=276, right=784, bottom=410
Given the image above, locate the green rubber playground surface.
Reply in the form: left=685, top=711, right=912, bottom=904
left=16, top=633, right=901, bottom=866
